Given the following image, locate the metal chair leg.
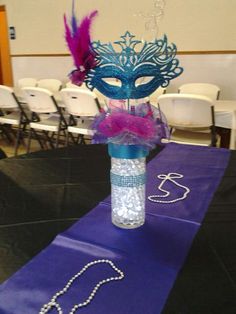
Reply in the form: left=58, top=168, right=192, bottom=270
left=1, top=125, right=13, bottom=143
left=32, top=129, right=45, bottom=150
left=66, top=130, right=69, bottom=146
left=56, top=130, right=60, bottom=148
left=67, top=132, right=77, bottom=146
left=80, top=135, right=86, bottom=144
left=43, top=131, right=54, bottom=149
left=27, top=128, right=32, bottom=153
left=76, top=134, right=80, bottom=144
left=14, top=124, right=22, bottom=156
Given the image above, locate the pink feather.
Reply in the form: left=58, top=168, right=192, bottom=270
left=64, top=10, right=98, bottom=85
left=64, top=15, right=74, bottom=54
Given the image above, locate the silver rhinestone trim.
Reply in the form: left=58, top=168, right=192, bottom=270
left=110, top=172, right=146, bottom=187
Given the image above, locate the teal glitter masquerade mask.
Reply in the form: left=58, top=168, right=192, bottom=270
left=64, top=7, right=183, bottom=99
left=85, top=31, right=183, bottom=99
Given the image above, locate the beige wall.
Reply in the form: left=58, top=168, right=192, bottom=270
left=1, top=0, right=236, bottom=99
left=1, top=0, right=236, bottom=54
left=11, top=54, right=236, bottom=99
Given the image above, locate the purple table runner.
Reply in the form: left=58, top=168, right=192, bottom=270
left=0, top=143, right=230, bottom=314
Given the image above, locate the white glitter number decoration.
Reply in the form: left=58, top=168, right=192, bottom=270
left=134, top=0, right=166, bottom=39
left=148, top=173, right=190, bottom=203
left=39, top=259, right=124, bottom=314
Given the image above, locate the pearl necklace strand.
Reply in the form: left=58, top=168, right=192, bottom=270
left=39, top=259, right=124, bottom=314
left=148, top=173, right=190, bottom=203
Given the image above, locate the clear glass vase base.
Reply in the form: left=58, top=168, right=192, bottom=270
left=112, top=218, right=145, bottom=229
left=110, top=155, right=146, bottom=230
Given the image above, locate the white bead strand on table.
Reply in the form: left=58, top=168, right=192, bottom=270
left=39, top=259, right=124, bottom=314
left=148, top=173, right=190, bottom=204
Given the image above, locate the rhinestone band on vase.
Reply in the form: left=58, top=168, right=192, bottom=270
left=148, top=172, right=190, bottom=203
left=110, top=172, right=146, bottom=187
left=39, top=259, right=124, bottom=314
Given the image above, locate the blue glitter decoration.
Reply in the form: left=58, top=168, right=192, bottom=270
left=85, top=31, right=183, bottom=99
left=108, top=143, right=149, bottom=159
left=110, top=172, right=146, bottom=187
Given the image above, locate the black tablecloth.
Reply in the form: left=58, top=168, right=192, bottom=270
left=0, top=144, right=235, bottom=313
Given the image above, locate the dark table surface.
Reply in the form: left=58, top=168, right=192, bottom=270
left=0, top=144, right=235, bottom=313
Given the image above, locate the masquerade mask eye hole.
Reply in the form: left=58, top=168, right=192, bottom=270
left=101, top=78, right=122, bottom=87
left=135, top=76, right=155, bottom=87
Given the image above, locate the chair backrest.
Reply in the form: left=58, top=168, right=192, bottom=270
left=178, top=83, right=220, bottom=100
left=18, top=77, right=37, bottom=88
left=0, top=85, right=18, bottom=109
left=37, top=79, right=62, bottom=93
left=65, top=81, right=88, bottom=89
left=60, top=88, right=100, bottom=117
left=22, top=87, right=58, bottom=113
left=158, top=93, right=214, bottom=128
left=148, top=87, right=167, bottom=104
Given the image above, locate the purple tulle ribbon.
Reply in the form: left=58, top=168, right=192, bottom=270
left=92, top=103, right=169, bottom=149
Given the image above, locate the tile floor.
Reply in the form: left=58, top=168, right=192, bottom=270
left=0, top=131, right=91, bottom=158
left=0, top=136, right=41, bottom=158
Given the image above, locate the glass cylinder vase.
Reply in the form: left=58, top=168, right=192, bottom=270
left=108, top=143, right=148, bottom=229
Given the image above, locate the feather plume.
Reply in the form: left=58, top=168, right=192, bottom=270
left=71, top=0, right=78, bottom=36
left=64, top=6, right=98, bottom=85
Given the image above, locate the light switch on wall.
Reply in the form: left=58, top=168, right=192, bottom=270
left=9, top=26, right=16, bottom=40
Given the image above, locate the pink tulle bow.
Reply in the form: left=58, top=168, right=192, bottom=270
left=98, top=112, right=157, bottom=139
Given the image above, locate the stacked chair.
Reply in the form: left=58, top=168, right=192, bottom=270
left=0, top=85, right=30, bottom=155
left=148, top=87, right=166, bottom=107
left=37, top=78, right=63, bottom=104
left=178, top=83, right=220, bottom=101
left=0, top=78, right=107, bottom=155
left=14, top=77, right=38, bottom=103
left=18, top=77, right=38, bottom=88
left=37, top=79, right=62, bottom=93
left=65, top=81, right=87, bottom=89
left=60, top=88, right=101, bottom=144
left=22, top=87, right=67, bottom=152
left=158, top=93, right=219, bottom=147
left=0, top=78, right=223, bottom=155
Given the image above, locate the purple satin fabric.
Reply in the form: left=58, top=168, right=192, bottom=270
left=0, top=143, right=230, bottom=314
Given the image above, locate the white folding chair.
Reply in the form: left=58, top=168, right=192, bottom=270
left=0, top=85, right=30, bottom=155
left=178, top=83, right=220, bottom=101
left=148, top=87, right=167, bottom=106
left=158, top=93, right=219, bottom=146
left=60, top=88, right=101, bottom=144
left=14, top=77, right=38, bottom=103
left=22, top=87, right=67, bottom=152
left=18, top=77, right=37, bottom=88
left=65, top=81, right=88, bottom=89
left=37, top=79, right=63, bottom=105
left=37, top=79, right=62, bottom=93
